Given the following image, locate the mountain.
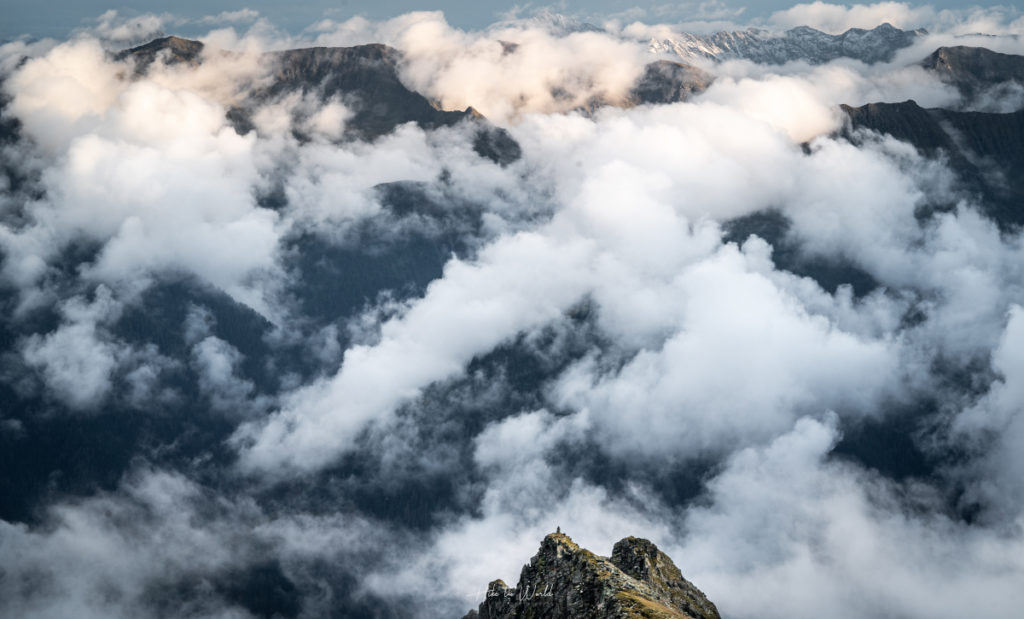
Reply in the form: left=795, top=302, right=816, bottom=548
left=522, top=9, right=604, bottom=35
left=628, top=60, right=714, bottom=105
left=462, top=532, right=720, bottom=619
left=842, top=99, right=1024, bottom=227
left=256, top=43, right=475, bottom=141
left=118, top=37, right=522, bottom=162
left=114, top=35, right=204, bottom=72
left=651, top=23, right=924, bottom=65
left=922, top=45, right=1024, bottom=100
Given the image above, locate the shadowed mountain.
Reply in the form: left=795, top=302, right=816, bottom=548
left=464, top=532, right=720, bottom=619
left=651, top=22, right=924, bottom=65
left=628, top=60, right=713, bottom=105
left=842, top=99, right=1024, bottom=226
left=922, top=46, right=1024, bottom=101
left=115, top=35, right=204, bottom=72
left=118, top=37, right=522, bottom=163
left=256, top=44, right=473, bottom=141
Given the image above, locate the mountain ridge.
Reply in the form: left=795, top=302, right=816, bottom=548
left=921, top=45, right=1024, bottom=104
left=650, top=22, right=924, bottom=65
left=841, top=99, right=1024, bottom=226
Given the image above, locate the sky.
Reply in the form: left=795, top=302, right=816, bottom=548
left=3, top=2, right=1024, bottom=618
left=2, top=0, right=1017, bottom=40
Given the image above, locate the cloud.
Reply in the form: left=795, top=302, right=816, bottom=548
left=21, top=286, right=126, bottom=410
left=3, top=7, right=1024, bottom=619
left=3, top=48, right=282, bottom=313
left=305, top=11, right=650, bottom=122
left=229, top=31, right=1014, bottom=477
left=769, top=2, right=935, bottom=33
left=555, top=241, right=897, bottom=460
left=0, top=467, right=390, bottom=619
left=5, top=38, right=125, bottom=153
left=89, top=10, right=169, bottom=44
left=677, top=416, right=1024, bottom=619
left=234, top=229, right=596, bottom=474
left=198, top=9, right=262, bottom=26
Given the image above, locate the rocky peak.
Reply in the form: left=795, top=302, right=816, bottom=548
left=611, top=536, right=670, bottom=581
left=116, top=36, right=204, bottom=73
left=462, top=531, right=720, bottom=619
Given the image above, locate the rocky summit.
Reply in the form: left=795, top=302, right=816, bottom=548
left=462, top=532, right=720, bottom=619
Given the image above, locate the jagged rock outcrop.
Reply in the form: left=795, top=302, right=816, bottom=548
left=922, top=46, right=1024, bottom=100
left=650, top=22, right=923, bottom=65
left=462, top=532, right=720, bottom=619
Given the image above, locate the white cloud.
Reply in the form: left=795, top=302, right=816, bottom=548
left=556, top=242, right=896, bottom=460
left=678, top=416, right=1024, bottom=619
left=198, top=9, right=262, bottom=26
left=305, top=11, right=650, bottom=122
left=234, top=229, right=596, bottom=474
left=769, top=2, right=935, bottom=33
left=21, top=286, right=126, bottom=410
left=3, top=51, right=282, bottom=314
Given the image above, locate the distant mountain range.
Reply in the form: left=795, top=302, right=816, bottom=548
left=650, top=23, right=925, bottom=65
left=119, top=35, right=715, bottom=138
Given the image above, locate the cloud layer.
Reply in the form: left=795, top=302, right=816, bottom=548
left=2, top=4, right=1024, bottom=618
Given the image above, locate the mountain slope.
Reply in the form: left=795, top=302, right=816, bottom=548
left=463, top=532, right=720, bottom=619
left=651, top=23, right=923, bottom=65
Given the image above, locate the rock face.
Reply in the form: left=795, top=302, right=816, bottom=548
left=462, top=532, right=720, bottom=619
left=651, top=22, right=923, bottom=65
